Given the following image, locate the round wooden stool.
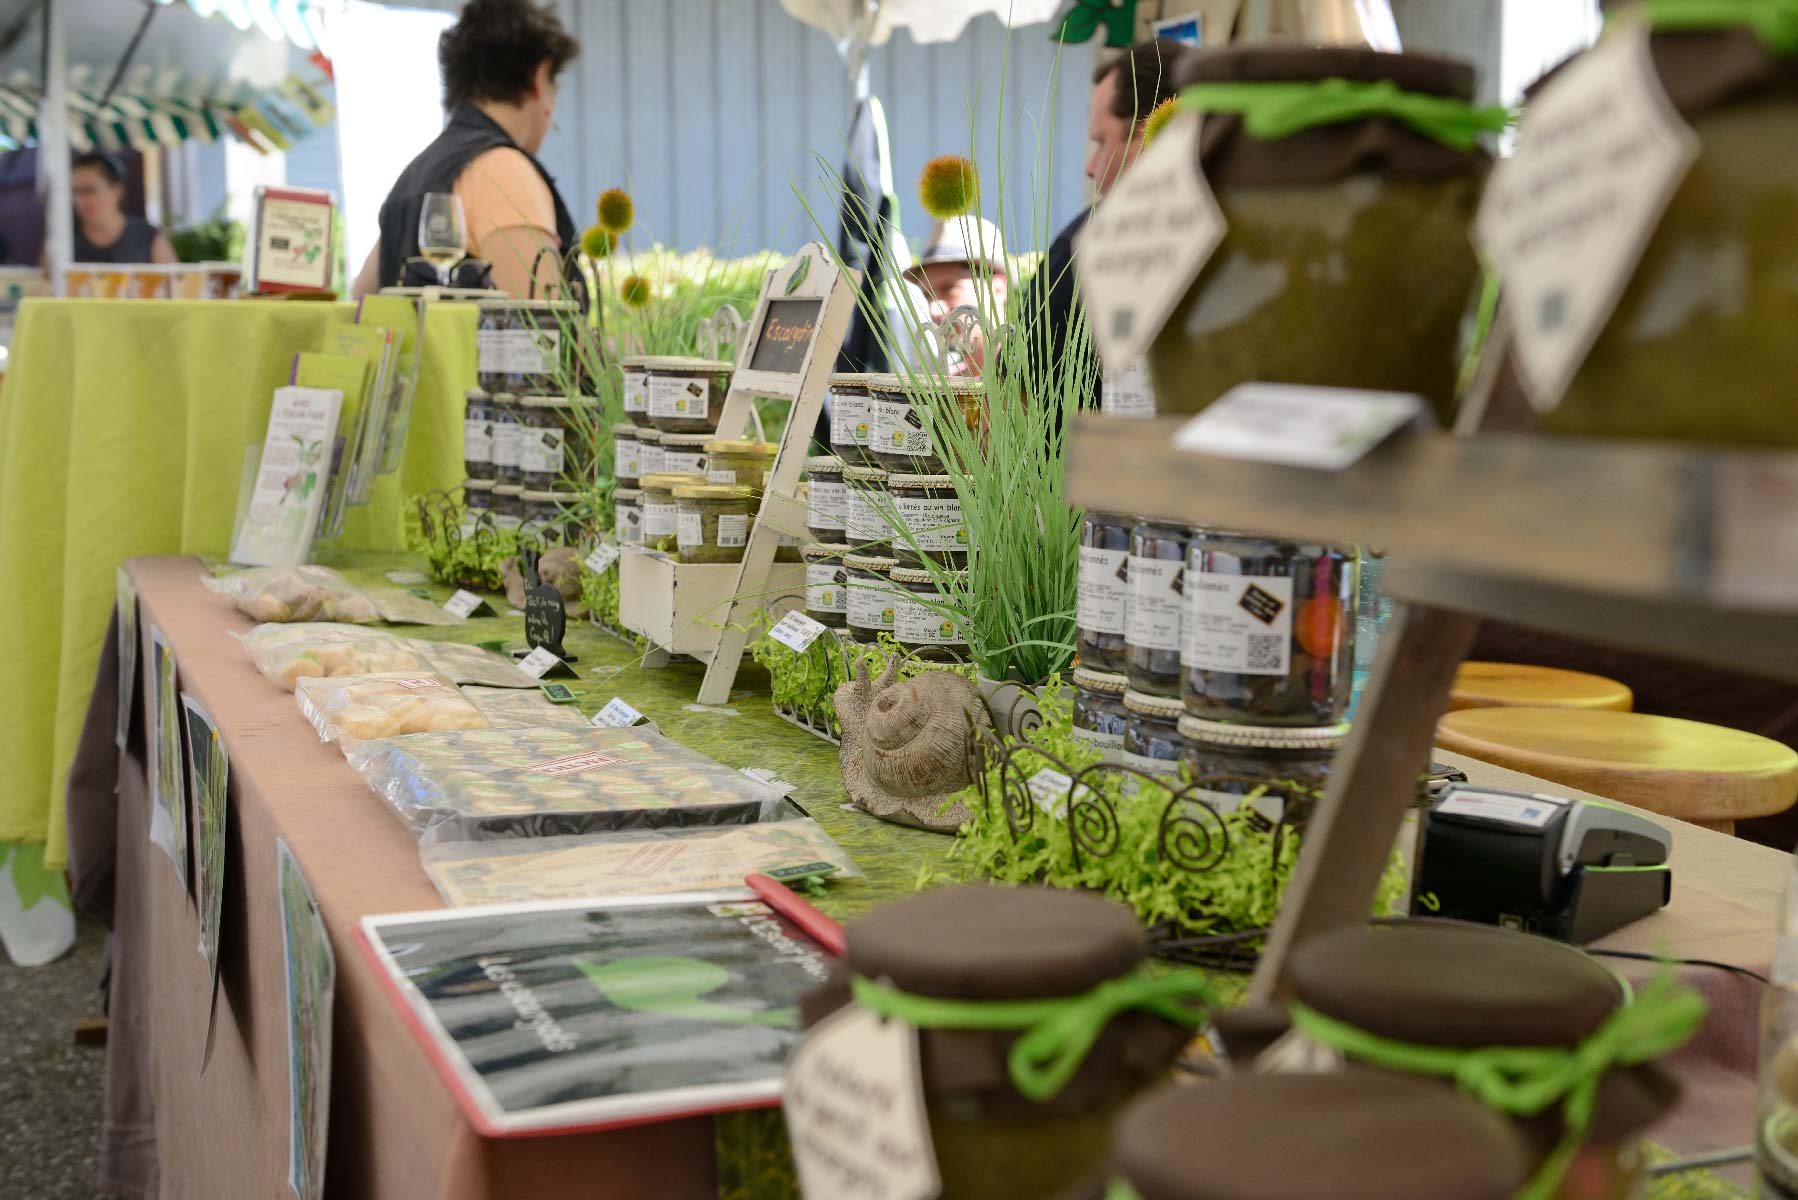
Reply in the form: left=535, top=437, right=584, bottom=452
left=1450, top=662, right=1634, bottom=713
left=1436, top=708, right=1798, bottom=834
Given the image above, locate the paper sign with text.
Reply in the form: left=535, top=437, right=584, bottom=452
left=767, top=610, right=830, bottom=654
left=516, top=646, right=562, bottom=679
left=443, top=590, right=486, bottom=619
left=1172, top=383, right=1427, bottom=470
left=591, top=697, right=643, bottom=728
left=1475, top=23, right=1698, bottom=412
left=584, top=544, right=621, bottom=575
left=1076, top=114, right=1225, bottom=375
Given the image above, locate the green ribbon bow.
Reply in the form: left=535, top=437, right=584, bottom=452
left=1179, top=78, right=1514, bottom=151
left=1630, top=0, right=1798, bottom=53
left=849, top=968, right=1215, bottom=1103
left=1052, top=0, right=1138, bottom=48
left=1289, top=974, right=1706, bottom=1200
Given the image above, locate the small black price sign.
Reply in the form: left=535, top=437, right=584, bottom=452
left=520, top=549, right=574, bottom=663
left=748, top=298, right=823, bottom=375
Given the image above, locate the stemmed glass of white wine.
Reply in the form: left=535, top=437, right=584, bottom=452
left=417, top=192, right=468, bottom=284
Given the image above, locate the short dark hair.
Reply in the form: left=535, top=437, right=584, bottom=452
left=439, top=0, right=579, bottom=110
left=1093, top=39, right=1185, bottom=126
left=72, top=151, right=124, bottom=185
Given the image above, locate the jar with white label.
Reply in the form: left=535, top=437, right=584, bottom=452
left=463, top=389, right=494, bottom=478
left=805, top=455, right=847, bottom=543
left=891, top=566, right=968, bottom=662
left=1178, top=715, right=1346, bottom=834
left=1123, top=689, right=1186, bottom=790
left=1183, top=531, right=1358, bottom=726
left=1071, top=667, right=1129, bottom=762
left=475, top=302, right=520, bottom=393
left=520, top=396, right=594, bottom=490
left=888, top=474, right=968, bottom=567
left=828, top=372, right=877, bottom=467
left=477, top=300, right=581, bottom=395
left=659, top=432, right=711, bottom=477
left=869, top=376, right=985, bottom=473
left=1127, top=519, right=1189, bottom=698
left=673, top=483, right=755, bottom=564
left=644, top=356, right=732, bottom=433
left=842, top=465, right=892, bottom=553
left=521, top=490, right=575, bottom=542
left=803, top=543, right=849, bottom=628
left=705, top=439, right=777, bottom=490
left=844, top=553, right=898, bottom=644
left=491, top=395, right=523, bottom=484
left=463, top=477, right=495, bottom=514
left=612, top=487, right=643, bottom=545
left=638, top=472, right=701, bottom=551
left=613, top=424, right=642, bottom=485
left=490, top=483, right=525, bottom=530
left=1078, top=511, right=1133, bottom=674
left=619, top=355, right=653, bottom=428
left=1101, top=357, right=1157, bottom=419
left=637, top=428, right=665, bottom=478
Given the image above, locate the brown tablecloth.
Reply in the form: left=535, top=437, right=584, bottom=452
left=69, top=557, right=715, bottom=1200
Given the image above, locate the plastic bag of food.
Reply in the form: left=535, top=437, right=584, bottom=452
left=407, top=638, right=542, bottom=689
left=240, top=623, right=437, bottom=691
left=343, top=726, right=794, bottom=844
left=296, top=672, right=490, bottom=743
left=364, top=587, right=469, bottom=627
left=204, top=565, right=381, bottom=624
left=462, top=686, right=592, bottom=730
left=418, top=819, right=860, bottom=906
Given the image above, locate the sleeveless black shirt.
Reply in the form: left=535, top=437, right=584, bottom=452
left=75, top=216, right=159, bottom=264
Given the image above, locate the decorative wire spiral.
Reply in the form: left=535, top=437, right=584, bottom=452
left=1155, top=785, right=1232, bottom=874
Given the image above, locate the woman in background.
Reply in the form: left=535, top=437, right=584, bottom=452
left=67, top=152, right=175, bottom=264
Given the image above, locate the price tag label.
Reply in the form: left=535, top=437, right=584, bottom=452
left=591, top=696, right=643, bottom=728
left=767, top=610, right=830, bottom=653
left=584, top=543, right=621, bottom=575
left=1172, top=383, right=1427, bottom=470
left=443, top=589, right=486, bottom=619
left=1027, top=768, right=1074, bottom=818
left=785, top=1005, right=940, bottom=1200
left=1474, top=22, right=1699, bottom=412
left=1076, top=113, right=1225, bottom=375
left=516, top=646, right=562, bottom=679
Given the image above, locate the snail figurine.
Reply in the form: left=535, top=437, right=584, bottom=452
left=502, top=545, right=584, bottom=613
left=835, top=653, right=991, bottom=833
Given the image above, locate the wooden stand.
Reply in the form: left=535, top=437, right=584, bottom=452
left=1062, top=415, right=1798, bottom=1002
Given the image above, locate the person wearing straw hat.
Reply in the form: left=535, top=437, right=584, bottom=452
left=897, top=214, right=1009, bottom=376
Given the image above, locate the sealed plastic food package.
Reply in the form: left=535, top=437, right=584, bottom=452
left=205, top=565, right=380, bottom=624
left=419, top=819, right=861, bottom=906
left=405, top=638, right=543, bottom=689
left=344, top=726, right=796, bottom=843
left=296, top=672, right=490, bottom=743
left=462, top=686, right=592, bottom=729
left=363, top=587, right=469, bottom=627
left=241, top=623, right=436, bottom=691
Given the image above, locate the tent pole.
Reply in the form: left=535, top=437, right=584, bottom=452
left=41, top=0, right=70, bottom=296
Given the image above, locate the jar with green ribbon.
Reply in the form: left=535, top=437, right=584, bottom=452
left=1267, top=922, right=1703, bottom=1200
left=797, top=884, right=1216, bottom=1199
left=1493, top=3, right=1798, bottom=444
left=1145, top=46, right=1506, bottom=424
left=1093, top=1073, right=1531, bottom=1200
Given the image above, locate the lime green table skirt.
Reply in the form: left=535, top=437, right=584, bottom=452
left=0, top=298, right=475, bottom=867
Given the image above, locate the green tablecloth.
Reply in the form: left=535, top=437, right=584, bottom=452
left=0, top=299, right=474, bottom=867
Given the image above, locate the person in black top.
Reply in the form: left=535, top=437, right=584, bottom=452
left=67, top=152, right=174, bottom=264
left=1014, top=40, right=1185, bottom=408
left=351, top=0, right=580, bottom=299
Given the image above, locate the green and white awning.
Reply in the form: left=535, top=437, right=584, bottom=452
left=0, top=88, right=231, bottom=151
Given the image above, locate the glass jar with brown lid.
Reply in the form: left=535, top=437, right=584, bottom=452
left=643, top=356, right=732, bottom=433
left=868, top=375, right=986, bottom=473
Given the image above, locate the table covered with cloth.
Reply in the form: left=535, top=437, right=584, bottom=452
left=0, top=298, right=474, bottom=873
left=66, top=556, right=1773, bottom=1198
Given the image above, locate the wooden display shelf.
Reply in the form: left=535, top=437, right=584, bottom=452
left=1063, top=414, right=1798, bottom=1003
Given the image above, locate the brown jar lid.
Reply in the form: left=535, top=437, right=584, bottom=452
left=1288, top=922, right=1621, bottom=1049
left=1113, top=1074, right=1530, bottom=1200
left=845, top=884, right=1143, bottom=1001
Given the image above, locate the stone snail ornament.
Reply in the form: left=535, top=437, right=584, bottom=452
left=834, top=650, right=992, bottom=833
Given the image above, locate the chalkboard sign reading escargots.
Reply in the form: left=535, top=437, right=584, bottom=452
left=748, top=299, right=824, bottom=375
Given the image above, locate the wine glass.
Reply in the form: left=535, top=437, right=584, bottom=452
left=417, top=192, right=468, bottom=284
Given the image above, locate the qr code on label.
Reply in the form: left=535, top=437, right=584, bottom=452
left=1246, top=634, right=1285, bottom=672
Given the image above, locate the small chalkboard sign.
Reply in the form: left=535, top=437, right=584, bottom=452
left=521, top=549, right=574, bottom=664
left=748, top=298, right=823, bottom=375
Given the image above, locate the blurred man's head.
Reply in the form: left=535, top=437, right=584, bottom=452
left=905, top=215, right=1009, bottom=325
left=1086, top=39, right=1184, bottom=195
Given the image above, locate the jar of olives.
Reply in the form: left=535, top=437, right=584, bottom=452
left=644, top=357, right=732, bottom=433
left=490, top=483, right=525, bottom=530
left=1071, top=667, right=1129, bottom=763
left=842, top=465, right=891, bottom=553
left=658, top=432, right=710, bottom=477
left=1178, top=714, right=1346, bottom=833
left=1182, top=530, right=1358, bottom=726
left=869, top=376, right=985, bottom=474
left=463, top=389, right=494, bottom=478
left=674, top=484, right=755, bottom=564
left=805, top=455, right=847, bottom=543
left=828, top=372, right=877, bottom=466
left=1078, top=512, right=1132, bottom=674
left=1122, top=690, right=1186, bottom=790
left=803, top=543, right=849, bottom=628
left=619, top=355, right=652, bottom=427
left=613, top=424, right=642, bottom=485
left=844, top=553, right=897, bottom=644
left=613, top=487, right=643, bottom=546
left=888, top=474, right=968, bottom=567
left=491, top=395, right=523, bottom=485
left=890, top=566, right=968, bottom=662
left=1126, top=519, right=1188, bottom=698
left=705, top=439, right=778, bottom=490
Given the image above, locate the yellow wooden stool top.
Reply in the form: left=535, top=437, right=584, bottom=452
left=1436, top=707, right=1798, bottom=829
left=1450, top=662, right=1634, bottom=713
